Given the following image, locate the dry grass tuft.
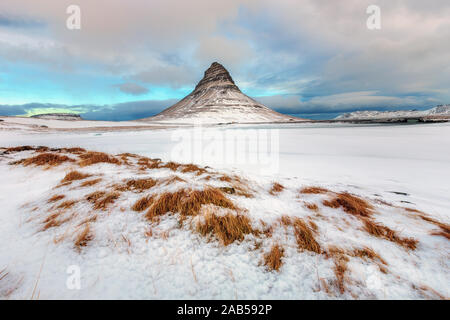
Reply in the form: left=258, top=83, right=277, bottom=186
left=5, top=146, right=35, bottom=153
left=292, top=217, right=322, bottom=253
left=61, top=170, right=91, bottom=183
left=413, top=213, right=450, bottom=240
left=80, top=178, right=102, bottom=187
left=56, top=200, right=76, bottom=210
left=132, top=196, right=154, bottom=212
left=332, top=254, right=349, bottom=294
left=269, top=182, right=284, bottom=195
left=263, top=244, right=285, bottom=271
left=78, top=151, right=120, bottom=167
left=304, top=202, right=319, bottom=211
left=125, top=178, right=158, bottom=192
left=196, top=211, right=255, bottom=245
left=323, top=192, right=373, bottom=217
left=180, top=164, right=207, bottom=175
left=74, top=224, right=93, bottom=249
left=160, top=161, right=181, bottom=171
left=352, top=246, right=387, bottom=266
left=92, top=192, right=120, bottom=210
left=280, top=216, right=321, bottom=253
left=145, top=187, right=236, bottom=221
left=15, top=153, right=75, bottom=167
left=48, top=194, right=65, bottom=203
left=85, top=191, right=106, bottom=203
left=362, top=218, right=418, bottom=250
left=42, top=211, right=73, bottom=230
left=300, top=186, right=330, bottom=194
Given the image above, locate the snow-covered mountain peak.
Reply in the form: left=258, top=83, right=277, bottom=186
left=142, top=62, right=303, bottom=124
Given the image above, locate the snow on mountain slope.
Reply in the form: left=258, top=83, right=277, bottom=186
left=142, top=62, right=303, bottom=124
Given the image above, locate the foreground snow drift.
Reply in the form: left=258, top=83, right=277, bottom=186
left=0, top=146, right=448, bottom=299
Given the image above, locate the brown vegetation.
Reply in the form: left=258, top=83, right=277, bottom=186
left=145, top=187, right=236, bottom=221
left=300, top=186, right=329, bottom=194
left=78, top=151, right=120, bottom=167
left=323, top=192, right=373, bottom=217
left=80, top=178, right=102, bottom=187
left=180, top=164, right=207, bottom=175
left=61, top=170, right=91, bottom=183
left=92, top=192, right=120, bottom=210
left=304, top=202, right=319, bottom=211
left=280, top=216, right=321, bottom=253
left=362, top=218, right=418, bottom=250
left=132, top=196, right=153, bottom=212
left=48, top=194, right=65, bottom=203
left=269, top=182, right=284, bottom=195
left=263, top=244, right=285, bottom=271
left=196, top=211, right=255, bottom=245
left=56, top=200, right=77, bottom=210
left=14, top=153, right=75, bottom=167
left=74, top=224, right=93, bottom=249
left=125, top=178, right=158, bottom=192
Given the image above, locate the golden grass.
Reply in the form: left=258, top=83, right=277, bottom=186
left=145, top=187, right=236, bottom=221
left=352, top=246, right=387, bottom=266
left=61, top=170, right=91, bottom=183
left=263, top=244, right=285, bottom=271
left=5, top=146, right=35, bottom=153
left=280, top=216, right=321, bottom=253
left=304, top=202, right=319, bottom=211
left=125, top=178, right=158, bottom=192
left=80, top=178, right=102, bottom=187
left=412, top=212, right=450, bottom=240
left=85, top=191, right=106, bottom=203
left=300, top=186, right=329, bottom=194
left=180, top=164, right=207, bottom=175
left=196, top=211, right=255, bottom=245
left=56, top=200, right=77, bottom=210
left=15, top=153, right=75, bottom=167
left=74, top=224, right=93, bottom=249
left=362, top=218, right=418, bottom=250
left=132, top=196, right=153, bottom=212
left=292, top=217, right=322, bottom=253
left=92, top=192, right=120, bottom=210
left=48, top=194, right=65, bottom=203
left=323, top=192, right=373, bottom=217
left=160, top=161, right=181, bottom=171
left=42, top=211, right=73, bottom=230
left=269, top=182, right=284, bottom=195
left=78, top=151, right=120, bottom=167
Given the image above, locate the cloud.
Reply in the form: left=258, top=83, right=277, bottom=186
left=0, top=13, right=45, bottom=28
left=0, top=0, right=448, bottom=118
left=114, top=83, right=149, bottom=95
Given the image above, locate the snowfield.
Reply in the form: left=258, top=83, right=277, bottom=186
left=0, top=120, right=449, bottom=299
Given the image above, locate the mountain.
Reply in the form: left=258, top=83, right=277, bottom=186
left=142, top=62, right=303, bottom=124
left=335, top=105, right=450, bottom=120
left=31, top=113, right=82, bottom=120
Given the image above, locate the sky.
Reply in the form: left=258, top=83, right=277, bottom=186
left=0, top=0, right=449, bottom=120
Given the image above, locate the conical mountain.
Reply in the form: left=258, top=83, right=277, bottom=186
left=143, top=62, right=302, bottom=124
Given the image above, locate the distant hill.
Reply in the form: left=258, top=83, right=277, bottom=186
left=31, top=113, right=82, bottom=121
left=335, top=105, right=450, bottom=120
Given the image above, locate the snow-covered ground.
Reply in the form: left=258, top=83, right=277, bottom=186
left=0, top=121, right=449, bottom=299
